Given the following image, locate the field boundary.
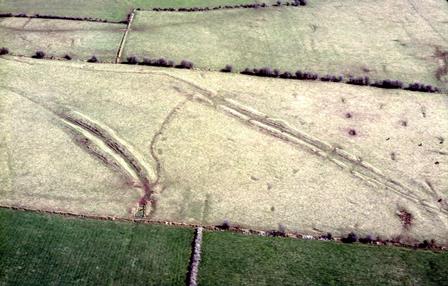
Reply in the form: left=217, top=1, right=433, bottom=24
left=1, top=205, right=446, bottom=251
left=139, top=1, right=305, bottom=13
left=0, top=12, right=127, bottom=24
left=115, top=9, right=135, bottom=64
left=187, top=227, right=203, bottom=286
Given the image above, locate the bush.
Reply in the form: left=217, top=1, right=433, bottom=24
left=126, top=56, right=138, bottom=64
left=0, top=47, right=9, bottom=55
left=63, top=54, right=72, bottom=60
left=405, top=82, right=439, bottom=93
left=320, top=232, right=333, bottom=240
left=32, top=50, right=45, bottom=59
left=296, top=70, right=318, bottom=80
left=341, top=232, right=358, bottom=243
left=370, top=79, right=403, bottom=89
left=176, top=60, right=193, bottom=69
left=347, top=76, right=369, bottom=86
left=141, top=57, right=152, bottom=65
left=87, top=55, right=98, bottom=63
left=359, top=235, right=373, bottom=244
left=220, top=64, right=233, bottom=73
left=257, top=67, right=274, bottom=77
left=279, top=71, right=293, bottom=79
left=217, top=219, right=230, bottom=230
left=241, top=68, right=254, bottom=75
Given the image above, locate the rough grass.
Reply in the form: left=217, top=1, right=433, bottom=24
left=0, top=17, right=125, bottom=62
left=0, top=0, right=278, bottom=22
left=124, top=0, right=448, bottom=89
left=199, top=231, right=448, bottom=285
left=1, top=57, right=447, bottom=245
left=0, top=208, right=193, bottom=285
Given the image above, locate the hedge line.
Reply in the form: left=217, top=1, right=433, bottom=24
left=0, top=12, right=126, bottom=24
left=148, top=1, right=306, bottom=12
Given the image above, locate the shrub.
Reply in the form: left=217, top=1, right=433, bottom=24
left=141, top=57, right=152, bottom=65
left=296, top=70, right=318, bottom=80
left=241, top=68, right=254, bottom=75
left=87, top=55, right=98, bottom=63
left=359, top=235, right=373, bottom=244
left=0, top=47, right=9, bottom=55
left=370, top=79, right=403, bottom=89
left=330, top=75, right=344, bottom=82
left=279, top=71, right=293, bottom=79
left=341, top=232, right=358, bottom=243
left=176, top=60, right=193, bottom=69
left=320, top=75, right=332, bottom=81
left=167, top=60, right=175, bottom=67
left=126, top=56, right=138, bottom=64
left=217, top=219, right=230, bottom=230
left=221, top=64, right=233, bottom=73
left=320, top=232, right=333, bottom=240
left=257, top=67, right=274, bottom=77
left=347, top=76, right=369, bottom=86
left=405, top=82, right=438, bottom=93
left=32, top=50, right=45, bottom=59
left=63, top=54, right=72, bottom=60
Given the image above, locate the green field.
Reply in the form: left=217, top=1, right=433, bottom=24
left=0, top=208, right=193, bottom=285
left=0, top=17, right=125, bottom=61
left=0, top=0, right=277, bottom=22
left=1, top=208, right=448, bottom=285
left=199, top=231, right=448, bottom=286
left=124, top=0, right=448, bottom=89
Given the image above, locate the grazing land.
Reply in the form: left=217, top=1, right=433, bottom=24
left=2, top=208, right=447, bottom=286
left=199, top=231, right=448, bottom=286
left=1, top=57, right=447, bottom=246
left=0, top=208, right=193, bottom=285
left=0, top=0, right=277, bottom=22
left=0, top=17, right=125, bottom=61
left=124, top=0, right=448, bottom=89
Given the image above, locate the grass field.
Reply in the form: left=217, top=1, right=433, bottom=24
left=0, top=208, right=193, bottom=285
left=124, top=0, right=448, bottom=89
left=0, top=17, right=125, bottom=61
left=199, top=231, right=448, bottom=285
left=1, top=57, right=446, bottom=245
left=1, top=208, right=447, bottom=285
left=0, top=0, right=278, bottom=22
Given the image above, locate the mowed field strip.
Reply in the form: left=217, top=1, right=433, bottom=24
left=0, top=17, right=125, bottom=61
left=123, top=0, right=448, bottom=89
left=0, top=57, right=447, bottom=246
left=0, top=0, right=279, bottom=22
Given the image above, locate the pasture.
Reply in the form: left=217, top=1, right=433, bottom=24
left=0, top=208, right=193, bottom=285
left=1, top=57, right=446, bottom=246
left=124, top=0, right=448, bottom=89
left=1, top=208, right=447, bottom=285
left=0, top=0, right=448, bottom=283
left=199, top=231, right=448, bottom=285
left=0, top=17, right=125, bottom=62
left=0, top=0, right=278, bottom=22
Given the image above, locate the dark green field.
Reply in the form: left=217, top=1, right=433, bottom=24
left=0, top=208, right=193, bottom=285
left=1, top=208, right=448, bottom=285
left=199, top=231, right=448, bottom=286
